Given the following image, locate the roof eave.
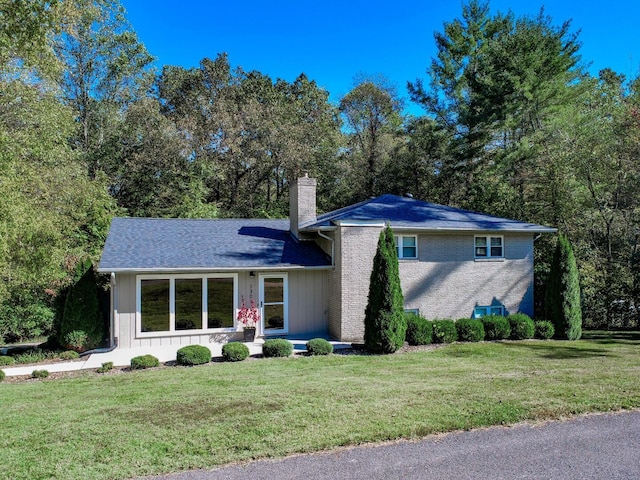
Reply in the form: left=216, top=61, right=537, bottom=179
left=97, top=265, right=334, bottom=274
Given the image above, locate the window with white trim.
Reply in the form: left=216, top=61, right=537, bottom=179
left=473, top=305, right=504, bottom=318
left=137, top=274, right=237, bottom=337
left=394, top=235, right=418, bottom=259
left=474, top=236, right=503, bottom=259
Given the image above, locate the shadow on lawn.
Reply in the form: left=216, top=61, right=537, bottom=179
left=582, top=330, right=640, bottom=345
left=502, top=342, right=614, bottom=360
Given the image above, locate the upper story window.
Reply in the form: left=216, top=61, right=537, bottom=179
left=394, top=235, right=417, bottom=259
left=475, top=236, right=503, bottom=259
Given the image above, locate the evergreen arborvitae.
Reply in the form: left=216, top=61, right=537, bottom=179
left=364, top=225, right=406, bottom=353
left=545, top=234, right=582, bottom=340
left=58, top=260, right=104, bottom=351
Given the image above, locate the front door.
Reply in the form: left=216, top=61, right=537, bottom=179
left=259, top=273, right=288, bottom=335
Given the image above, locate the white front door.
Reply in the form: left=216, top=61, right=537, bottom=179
left=259, top=273, right=288, bottom=335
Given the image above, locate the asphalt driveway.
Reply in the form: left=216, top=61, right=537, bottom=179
left=141, top=410, right=640, bottom=480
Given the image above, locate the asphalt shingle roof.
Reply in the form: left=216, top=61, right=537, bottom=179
left=305, top=194, right=556, bottom=233
left=98, top=218, right=331, bottom=272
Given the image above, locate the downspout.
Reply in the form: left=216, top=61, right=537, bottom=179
left=533, top=233, right=542, bottom=242
left=317, top=230, right=334, bottom=266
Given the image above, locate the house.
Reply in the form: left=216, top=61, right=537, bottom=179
left=98, top=176, right=555, bottom=348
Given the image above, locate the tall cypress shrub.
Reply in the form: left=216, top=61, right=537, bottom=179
left=545, top=234, right=582, bottom=340
left=58, top=260, right=104, bottom=351
left=364, top=225, right=406, bottom=353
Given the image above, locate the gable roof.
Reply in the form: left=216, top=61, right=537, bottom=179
left=98, top=218, right=330, bottom=273
left=304, top=194, right=556, bottom=233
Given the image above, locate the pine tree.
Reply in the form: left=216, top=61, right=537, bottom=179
left=364, top=225, right=406, bottom=353
left=545, top=234, right=582, bottom=340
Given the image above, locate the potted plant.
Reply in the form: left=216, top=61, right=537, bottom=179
left=237, top=297, right=260, bottom=342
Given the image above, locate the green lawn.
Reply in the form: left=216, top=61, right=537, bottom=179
left=2, top=332, right=640, bottom=480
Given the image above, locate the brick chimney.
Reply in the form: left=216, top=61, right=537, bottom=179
left=289, top=174, right=317, bottom=239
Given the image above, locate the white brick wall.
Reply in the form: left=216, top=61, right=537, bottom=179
left=329, top=230, right=536, bottom=342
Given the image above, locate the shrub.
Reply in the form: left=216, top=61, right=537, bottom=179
left=306, top=338, right=333, bottom=355
left=31, top=369, right=49, bottom=379
left=364, top=226, right=406, bottom=353
left=130, top=354, right=159, bottom=369
left=405, top=313, right=433, bottom=345
left=456, top=318, right=485, bottom=342
left=0, top=297, right=55, bottom=343
left=176, top=345, right=211, bottom=366
left=481, top=315, right=511, bottom=340
left=222, top=342, right=250, bottom=362
left=0, top=369, right=4, bottom=382
left=508, top=314, right=535, bottom=340
left=13, top=349, right=56, bottom=364
left=0, top=356, right=15, bottom=366
left=545, top=234, right=582, bottom=340
left=262, top=339, right=293, bottom=358
left=432, top=319, right=458, bottom=343
left=535, top=320, right=555, bottom=340
left=58, top=260, right=104, bottom=352
left=59, top=350, right=80, bottom=361
left=97, top=362, right=113, bottom=373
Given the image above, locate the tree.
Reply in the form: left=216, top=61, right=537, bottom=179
left=545, top=234, right=582, bottom=340
left=54, top=0, right=155, bottom=177
left=339, top=76, right=403, bottom=201
left=364, top=225, right=406, bottom=353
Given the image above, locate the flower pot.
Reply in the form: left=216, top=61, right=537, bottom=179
left=243, top=327, right=256, bottom=342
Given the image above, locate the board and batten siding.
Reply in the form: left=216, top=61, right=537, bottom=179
left=113, top=270, right=328, bottom=349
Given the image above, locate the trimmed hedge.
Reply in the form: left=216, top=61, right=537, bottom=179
left=0, top=369, right=5, bottom=382
left=262, top=339, right=293, bottom=358
left=481, top=315, right=511, bottom=340
left=405, top=313, right=433, bottom=345
left=222, top=342, right=250, bottom=362
left=176, top=345, right=211, bottom=366
left=508, top=313, right=535, bottom=340
left=306, top=338, right=333, bottom=355
left=0, top=356, right=15, bottom=366
left=31, top=369, right=49, bottom=379
left=432, top=319, right=458, bottom=343
left=535, top=320, right=555, bottom=340
left=97, top=362, right=113, bottom=373
left=59, top=350, right=80, bottom=361
left=130, top=354, right=159, bottom=369
left=456, top=318, right=485, bottom=342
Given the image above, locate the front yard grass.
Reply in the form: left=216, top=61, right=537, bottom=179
left=2, top=333, right=640, bottom=480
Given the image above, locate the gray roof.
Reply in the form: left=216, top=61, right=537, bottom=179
left=98, top=218, right=331, bottom=273
left=304, top=194, right=556, bottom=233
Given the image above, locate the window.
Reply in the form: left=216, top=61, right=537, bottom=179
left=473, top=305, right=504, bottom=318
left=475, top=236, right=503, bottom=259
left=394, top=235, right=418, bottom=259
left=137, top=274, right=237, bottom=337
left=404, top=308, right=420, bottom=315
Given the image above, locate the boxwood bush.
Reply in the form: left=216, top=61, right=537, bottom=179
left=432, top=319, right=458, bottom=343
left=0, top=356, right=15, bottom=366
left=31, top=369, right=49, bottom=379
left=262, top=339, right=293, bottom=358
left=176, top=345, right=211, bottom=366
left=59, top=350, right=80, bottom=360
left=508, top=313, right=535, bottom=340
left=97, top=361, right=113, bottom=373
left=130, top=354, right=159, bottom=369
left=405, top=313, right=433, bottom=345
left=534, top=320, right=555, bottom=340
left=481, top=315, right=511, bottom=340
left=0, top=369, right=5, bottom=382
left=306, top=338, right=333, bottom=355
left=222, top=342, right=250, bottom=362
left=456, top=318, right=485, bottom=342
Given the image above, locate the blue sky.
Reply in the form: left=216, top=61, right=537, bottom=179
left=123, top=0, right=640, bottom=114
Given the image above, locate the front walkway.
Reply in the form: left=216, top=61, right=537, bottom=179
left=2, top=338, right=352, bottom=377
